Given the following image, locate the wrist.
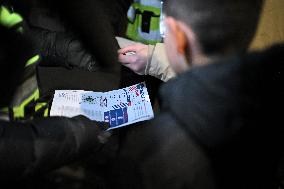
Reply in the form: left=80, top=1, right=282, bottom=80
left=145, top=44, right=155, bottom=75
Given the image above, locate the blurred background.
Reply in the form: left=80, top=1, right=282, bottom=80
left=250, top=0, right=284, bottom=50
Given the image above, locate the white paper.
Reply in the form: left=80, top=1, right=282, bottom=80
left=50, top=82, right=154, bottom=129
left=115, top=36, right=138, bottom=48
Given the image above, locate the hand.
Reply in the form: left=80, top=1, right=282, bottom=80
left=73, top=115, right=111, bottom=144
left=118, top=43, right=149, bottom=75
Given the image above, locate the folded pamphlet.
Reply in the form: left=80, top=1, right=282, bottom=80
left=50, top=82, right=154, bottom=129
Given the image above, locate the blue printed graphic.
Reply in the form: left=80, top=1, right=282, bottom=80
left=104, top=111, right=110, bottom=123
left=136, top=83, right=145, bottom=99
left=104, top=107, right=128, bottom=128
left=110, top=110, right=117, bottom=126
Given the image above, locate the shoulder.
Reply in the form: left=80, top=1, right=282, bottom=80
left=158, top=44, right=284, bottom=149
left=160, top=43, right=284, bottom=115
left=117, top=112, right=214, bottom=189
left=160, top=55, right=243, bottom=119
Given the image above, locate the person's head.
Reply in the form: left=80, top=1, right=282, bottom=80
left=162, top=0, right=264, bottom=73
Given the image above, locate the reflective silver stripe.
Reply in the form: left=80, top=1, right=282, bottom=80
left=138, top=27, right=162, bottom=41
left=127, top=6, right=136, bottom=21
left=0, top=113, right=10, bottom=121
left=135, top=0, right=161, bottom=8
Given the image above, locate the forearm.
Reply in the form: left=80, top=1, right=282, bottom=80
left=0, top=116, right=108, bottom=179
left=146, top=43, right=176, bottom=82
left=39, top=0, right=120, bottom=73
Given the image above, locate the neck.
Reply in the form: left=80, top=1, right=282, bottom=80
left=192, top=53, right=211, bottom=66
left=191, top=52, right=229, bottom=67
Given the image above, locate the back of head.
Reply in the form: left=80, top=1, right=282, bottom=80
left=164, top=0, right=264, bottom=55
left=0, top=25, right=32, bottom=107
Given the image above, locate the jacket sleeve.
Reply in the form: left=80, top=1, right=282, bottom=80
left=37, top=0, right=122, bottom=73
left=145, top=43, right=176, bottom=82
left=115, top=37, right=176, bottom=81
left=111, top=113, right=215, bottom=189
left=0, top=116, right=110, bottom=180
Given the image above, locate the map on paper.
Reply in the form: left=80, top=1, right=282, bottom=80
left=50, top=82, right=154, bottom=129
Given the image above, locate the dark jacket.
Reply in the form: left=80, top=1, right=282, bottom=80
left=8, top=0, right=133, bottom=91
left=0, top=24, right=109, bottom=182
left=0, top=25, right=31, bottom=106
left=0, top=116, right=109, bottom=180
left=12, top=0, right=132, bottom=73
left=112, top=44, right=283, bottom=189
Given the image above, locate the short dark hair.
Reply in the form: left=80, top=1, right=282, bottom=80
left=164, top=0, right=264, bottom=55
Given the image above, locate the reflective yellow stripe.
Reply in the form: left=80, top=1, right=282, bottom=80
left=12, top=89, right=40, bottom=118
left=44, top=108, right=49, bottom=117
left=0, top=6, right=23, bottom=28
left=25, top=55, right=40, bottom=67
left=131, top=3, right=161, bottom=20
left=133, top=3, right=160, bottom=31
left=35, top=102, right=49, bottom=117
left=0, top=6, right=47, bottom=119
left=126, top=3, right=162, bottom=44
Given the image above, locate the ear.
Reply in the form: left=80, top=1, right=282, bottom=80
left=165, top=17, right=187, bottom=55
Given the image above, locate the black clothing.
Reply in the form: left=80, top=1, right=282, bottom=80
left=7, top=0, right=132, bottom=93
left=0, top=21, right=110, bottom=182
left=112, top=44, right=283, bottom=189
left=25, top=2, right=100, bottom=72
left=9, top=0, right=161, bottom=103
left=37, top=0, right=131, bottom=74
left=0, top=116, right=109, bottom=180
left=0, top=25, right=33, bottom=106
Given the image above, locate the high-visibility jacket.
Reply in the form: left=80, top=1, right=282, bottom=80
left=0, top=5, right=49, bottom=121
left=126, top=0, right=163, bottom=44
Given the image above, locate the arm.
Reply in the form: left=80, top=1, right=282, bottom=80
left=36, top=0, right=122, bottom=73
left=0, top=116, right=109, bottom=180
left=116, top=37, right=176, bottom=82
left=111, top=113, right=214, bottom=189
left=146, top=43, right=176, bottom=82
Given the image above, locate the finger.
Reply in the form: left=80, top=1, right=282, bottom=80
left=118, top=54, right=137, bottom=64
left=118, top=44, right=141, bottom=54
